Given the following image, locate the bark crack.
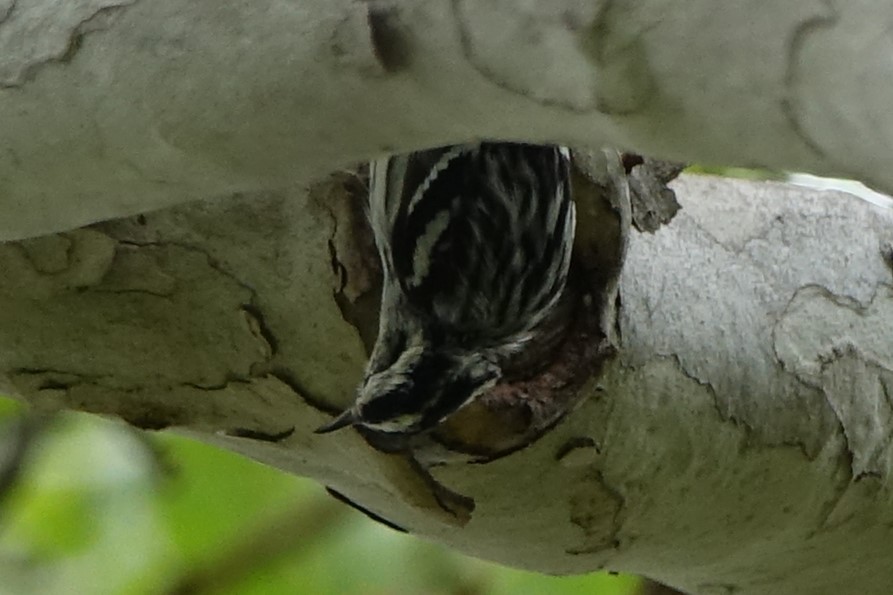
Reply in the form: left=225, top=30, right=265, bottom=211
left=451, top=0, right=599, bottom=113
left=106, top=237, right=352, bottom=427
left=773, top=284, right=893, bottom=484
left=6, top=232, right=318, bottom=437
left=115, top=239, right=275, bottom=355
left=774, top=283, right=893, bottom=380
left=312, top=169, right=381, bottom=355
left=780, top=1, right=839, bottom=165
left=0, top=1, right=136, bottom=88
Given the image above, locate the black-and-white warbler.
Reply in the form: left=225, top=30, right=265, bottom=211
left=316, top=142, right=575, bottom=435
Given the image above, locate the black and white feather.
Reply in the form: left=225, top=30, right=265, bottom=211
left=317, top=142, right=575, bottom=435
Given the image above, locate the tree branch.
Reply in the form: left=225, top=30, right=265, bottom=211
left=2, top=2, right=893, bottom=593
left=2, top=0, right=892, bottom=239
left=1, top=171, right=891, bottom=594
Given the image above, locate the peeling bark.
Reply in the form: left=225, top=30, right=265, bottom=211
left=2, top=172, right=892, bottom=594
left=2, top=2, right=893, bottom=593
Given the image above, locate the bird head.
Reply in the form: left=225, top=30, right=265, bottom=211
left=315, top=345, right=500, bottom=435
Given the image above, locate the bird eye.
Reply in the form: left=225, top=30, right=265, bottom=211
left=358, top=383, right=415, bottom=425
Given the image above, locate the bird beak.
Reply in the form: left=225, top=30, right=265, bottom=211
left=314, top=409, right=357, bottom=434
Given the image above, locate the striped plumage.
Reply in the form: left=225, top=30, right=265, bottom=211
left=317, top=143, right=575, bottom=435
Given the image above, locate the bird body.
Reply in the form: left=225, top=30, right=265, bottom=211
left=317, top=143, right=575, bottom=435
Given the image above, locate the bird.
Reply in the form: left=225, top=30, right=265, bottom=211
left=316, top=142, right=575, bottom=436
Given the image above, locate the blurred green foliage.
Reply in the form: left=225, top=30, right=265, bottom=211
left=0, top=396, right=640, bottom=595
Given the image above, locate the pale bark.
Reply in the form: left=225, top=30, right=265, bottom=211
left=2, top=2, right=893, bottom=594
left=1, top=174, right=892, bottom=595
left=1, top=0, right=893, bottom=239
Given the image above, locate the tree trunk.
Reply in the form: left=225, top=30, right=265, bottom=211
left=2, top=2, right=892, bottom=594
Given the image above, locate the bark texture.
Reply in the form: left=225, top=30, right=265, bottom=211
left=2, top=2, right=893, bottom=594
left=2, top=0, right=893, bottom=239
left=2, top=174, right=892, bottom=595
